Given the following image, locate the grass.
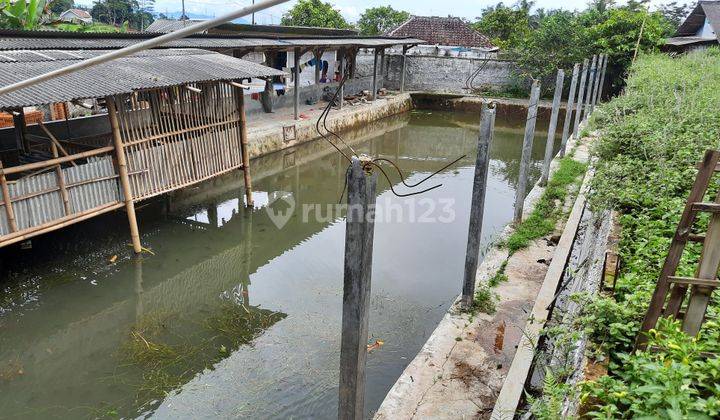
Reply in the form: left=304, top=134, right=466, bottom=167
left=471, top=284, right=497, bottom=315
left=488, top=260, right=508, bottom=287
left=506, top=157, right=587, bottom=253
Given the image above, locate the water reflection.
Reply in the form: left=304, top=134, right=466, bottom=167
left=0, top=109, right=559, bottom=419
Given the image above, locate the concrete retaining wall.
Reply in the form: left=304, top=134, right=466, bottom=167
left=383, top=54, right=521, bottom=94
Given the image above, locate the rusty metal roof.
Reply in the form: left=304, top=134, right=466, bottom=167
left=0, top=48, right=286, bottom=109
left=0, top=29, right=424, bottom=51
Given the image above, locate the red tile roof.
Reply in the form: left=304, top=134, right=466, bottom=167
left=387, top=16, right=496, bottom=49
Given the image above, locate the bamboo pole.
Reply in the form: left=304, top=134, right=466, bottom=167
left=236, top=84, right=254, bottom=207
left=49, top=140, right=72, bottom=216
left=107, top=96, right=142, bottom=254
left=0, top=157, right=18, bottom=232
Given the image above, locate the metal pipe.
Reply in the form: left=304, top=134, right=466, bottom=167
left=0, top=0, right=290, bottom=97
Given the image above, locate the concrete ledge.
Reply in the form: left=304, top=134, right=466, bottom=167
left=374, top=131, right=589, bottom=419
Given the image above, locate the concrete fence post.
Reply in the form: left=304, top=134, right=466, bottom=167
left=559, top=63, right=580, bottom=157
left=596, top=54, right=609, bottom=105
left=540, top=69, right=564, bottom=187
left=400, top=45, right=409, bottom=93
left=590, top=54, right=603, bottom=113
left=338, top=47, right=345, bottom=110
left=583, top=54, right=597, bottom=120
left=338, top=157, right=377, bottom=420
left=514, top=79, right=541, bottom=224
left=572, top=58, right=589, bottom=139
left=461, top=102, right=496, bottom=307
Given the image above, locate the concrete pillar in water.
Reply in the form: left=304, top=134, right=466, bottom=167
left=540, top=69, right=565, bottom=187
left=572, top=58, right=589, bottom=139
left=338, top=157, right=377, bottom=420
left=106, top=96, right=142, bottom=254
left=293, top=47, right=300, bottom=120
left=514, top=79, right=541, bottom=224
left=559, top=63, right=580, bottom=157
left=462, top=102, right=496, bottom=307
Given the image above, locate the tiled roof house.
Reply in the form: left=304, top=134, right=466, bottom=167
left=387, top=16, right=496, bottom=50
left=664, top=1, right=720, bottom=51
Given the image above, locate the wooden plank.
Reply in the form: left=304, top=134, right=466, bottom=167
left=691, top=202, right=720, bottom=213
left=668, top=276, right=720, bottom=288
left=637, top=149, right=720, bottom=348
left=492, top=164, right=591, bottom=419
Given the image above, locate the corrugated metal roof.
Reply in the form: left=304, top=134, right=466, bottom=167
left=146, top=19, right=208, bottom=34
left=0, top=48, right=286, bottom=109
left=0, top=29, right=423, bottom=51
left=665, top=35, right=717, bottom=46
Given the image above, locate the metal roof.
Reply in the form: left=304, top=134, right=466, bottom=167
left=676, top=1, right=720, bottom=40
left=0, top=29, right=424, bottom=51
left=0, top=48, right=286, bottom=109
left=665, top=35, right=717, bottom=46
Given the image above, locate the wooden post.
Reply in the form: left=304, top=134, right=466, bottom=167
left=12, top=108, right=29, bottom=153
left=237, top=87, right=254, bottom=207
left=50, top=141, right=72, bottom=216
left=583, top=55, right=597, bottom=120
left=513, top=79, right=541, bottom=224
left=596, top=54, right=609, bottom=105
left=683, top=192, right=720, bottom=335
left=106, top=96, right=142, bottom=254
left=293, top=47, right=300, bottom=120
left=572, top=58, right=589, bottom=139
left=461, top=102, right=496, bottom=307
left=400, top=45, right=409, bottom=93
left=540, top=69, right=564, bottom=187
left=338, top=48, right=345, bottom=110
left=314, top=49, right=322, bottom=85
left=559, top=63, right=580, bottom=157
left=0, top=158, right=17, bottom=233
left=338, top=157, right=377, bottom=420
left=371, top=48, right=379, bottom=101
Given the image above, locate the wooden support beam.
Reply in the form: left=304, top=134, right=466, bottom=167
left=1, top=146, right=115, bottom=176
left=692, top=202, right=720, bottom=213
left=12, top=108, right=29, bottom=153
left=668, top=276, right=720, bottom=288
left=49, top=140, right=72, bottom=216
left=106, top=96, right=142, bottom=254
left=236, top=85, right=254, bottom=207
left=38, top=121, right=78, bottom=167
left=0, top=157, right=17, bottom=232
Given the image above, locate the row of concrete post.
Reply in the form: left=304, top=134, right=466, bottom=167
left=336, top=53, right=609, bottom=420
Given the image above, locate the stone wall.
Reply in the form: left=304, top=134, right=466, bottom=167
left=383, top=53, right=521, bottom=94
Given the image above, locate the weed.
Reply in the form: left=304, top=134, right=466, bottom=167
left=488, top=260, right=509, bottom=287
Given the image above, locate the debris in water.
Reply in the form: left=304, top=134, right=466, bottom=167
left=367, top=339, right=384, bottom=352
left=494, top=321, right=506, bottom=354
left=109, top=255, right=118, bottom=264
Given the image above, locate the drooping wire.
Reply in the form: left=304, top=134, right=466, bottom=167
left=371, top=155, right=466, bottom=189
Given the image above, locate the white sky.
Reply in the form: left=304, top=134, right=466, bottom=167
left=75, top=0, right=683, bottom=25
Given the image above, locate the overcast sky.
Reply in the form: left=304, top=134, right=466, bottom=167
left=75, top=0, right=684, bottom=25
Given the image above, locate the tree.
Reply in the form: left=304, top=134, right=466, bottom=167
left=513, top=11, right=590, bottom=85
left=280, top=0, right=351, bottom=29
left=357, top=6, right=408, bottom=35
left=472, top=3, right=531, bottom=49
left=0, top=0, right=49, bottom=29
left=48, top=0, right=73, bottom=16
left=658, top=1, right=692, bottom=29
left=89, top=0, right=152, bottom=30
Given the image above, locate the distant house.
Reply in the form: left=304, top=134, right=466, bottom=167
left=387, top=16, right=497, bottom=54
left=664, top=1, right=720, bottom=52
left=59, top=9, right=93, bottom=25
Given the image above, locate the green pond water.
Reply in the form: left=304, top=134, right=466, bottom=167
left=0, top=108, right=561, bottom=419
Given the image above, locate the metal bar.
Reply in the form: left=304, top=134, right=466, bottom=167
left=462, top=102, right=496, bottom=307
left=0, top=0, right=291, bottom=97
left=514, top=79, right=541, bottom=223
left=559, top=63, right=579, bottom=157
left=540, top=69, right=564, bottom=186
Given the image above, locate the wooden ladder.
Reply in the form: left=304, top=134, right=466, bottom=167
left=636, top=149, right=720, bottom=349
